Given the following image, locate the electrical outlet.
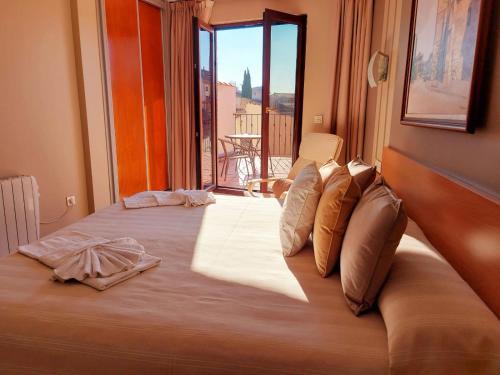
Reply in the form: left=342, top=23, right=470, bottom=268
left=66, top=195, right=76, bottom=207
left=313, top=115, right=323, bottom=124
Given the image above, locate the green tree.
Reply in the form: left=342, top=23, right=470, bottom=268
left=241, top=68, right=252, bottom=99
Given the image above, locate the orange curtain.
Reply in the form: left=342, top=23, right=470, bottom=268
left=330, top=0, right=373, bottom=164
left=168, top=0, right=213, bottom=190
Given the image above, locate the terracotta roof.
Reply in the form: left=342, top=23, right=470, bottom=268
left=217, top=81, right=236, bottom=87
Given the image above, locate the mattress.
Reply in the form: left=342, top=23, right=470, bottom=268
left=0, top=195, right=389, bottom=374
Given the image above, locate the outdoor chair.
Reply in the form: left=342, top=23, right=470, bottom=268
left=218, top=138, right=252, bottom=180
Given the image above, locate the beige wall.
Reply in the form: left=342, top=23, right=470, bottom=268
left=216, top=83, right=237, bottom=154
left=363, top=0, right=386, bottom=163
left=386, top=1, right=500, bottom=197
left=211, top=0, right=339, bottom=136
left=0, top=0, right=90, bottom=235
left=71, top=0, right=113, bottom=212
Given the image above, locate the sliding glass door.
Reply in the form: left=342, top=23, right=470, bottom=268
left=193, top=18, right=216, bottom=190
left=261, top=9, right=307, bottom=193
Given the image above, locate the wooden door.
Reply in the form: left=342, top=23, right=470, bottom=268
left=261, top=9, right=306, bottom=192
left=104, top=0, right=147, bottom=197
left=103, top=0, right=168, bottom=197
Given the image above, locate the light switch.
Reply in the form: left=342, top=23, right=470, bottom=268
left=313, top=115, right=323, bottom=124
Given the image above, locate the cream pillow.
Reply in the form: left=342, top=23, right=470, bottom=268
left=275, top=160, right=338, bottom=200
left=318, top=159, right=340, bottom=187
left=280, top=163, right=322, bottom=256
left=287, top=157, right=320, bottom=179
left=347, top=156, right=376, bottom=191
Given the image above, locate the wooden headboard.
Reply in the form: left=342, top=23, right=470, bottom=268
left=382, top=147, right=500, bottom=317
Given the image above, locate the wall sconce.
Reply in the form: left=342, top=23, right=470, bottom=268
left=367, top=50, right=389, bottom=88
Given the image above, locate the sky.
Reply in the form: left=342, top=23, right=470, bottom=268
left=215, top=24, right=298, bottom=94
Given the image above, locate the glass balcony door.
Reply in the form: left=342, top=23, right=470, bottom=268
left=195, top=11, right=306, bottom=192
left=193, top=18, right=216, bottom=190
left=261, top=9, right=307, bottom=193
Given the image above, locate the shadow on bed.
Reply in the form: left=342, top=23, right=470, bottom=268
left=281, top=240, right=384, bottom=318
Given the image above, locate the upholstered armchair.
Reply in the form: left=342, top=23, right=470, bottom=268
left=247, top=133, right=343, bottom=198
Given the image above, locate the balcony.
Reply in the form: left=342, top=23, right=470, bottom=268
left=208, top=112, right=293, bottom=190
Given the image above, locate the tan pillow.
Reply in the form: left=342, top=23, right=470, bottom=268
left=313, top=166, right=361, bottom=277
left=318, top=159, right=340, bottom=187
left=347, top=156, right=376, bottom=191
left=271, top=178, right=293, bottom=199
left=340, top=177, right=407, bottom=315
left=280, top=163, right=322, bottom=256
left=379, top=219, right=500, bottom=374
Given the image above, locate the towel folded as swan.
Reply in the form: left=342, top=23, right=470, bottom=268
left=123, top=189, right=216, bottom=209
left=18, top=232, right=160, bottom=290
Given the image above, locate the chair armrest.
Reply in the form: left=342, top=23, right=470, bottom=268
left=247, top=177, right=281, bottom=197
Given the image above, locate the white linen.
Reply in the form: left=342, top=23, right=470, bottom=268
left=124, top=189, right=216, bottom=209
left=18, top=232, right=161, bottom=290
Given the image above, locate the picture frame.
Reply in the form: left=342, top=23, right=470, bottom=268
left=401, top=0, right=492, bottom=133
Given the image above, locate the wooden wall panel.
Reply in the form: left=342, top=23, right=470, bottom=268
left=382, top=147, right=500, bottom=317
left=104, top=0, right=147, bottom=197
left=138, top=1, right=168, bottom=191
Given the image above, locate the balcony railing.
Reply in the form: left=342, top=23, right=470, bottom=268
left=202, top=112, right=294, bottom=157
left=233, top=113, right=293, bottom=157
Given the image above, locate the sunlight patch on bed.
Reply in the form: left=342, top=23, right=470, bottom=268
left=189, top=214, right=309, bottom=303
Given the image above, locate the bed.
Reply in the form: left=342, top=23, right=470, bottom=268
left=0, top=195, right=389, bottom=374
left=0, top=148, right=498, bottom=374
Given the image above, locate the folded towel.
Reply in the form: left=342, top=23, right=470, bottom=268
left=84, top=253, right=160, bottom=291
left=182, top=190, right=217, bottom=207
left=123, top=189, right=216, bottom=209
left=152, top=190, right=191, bottom=206
left=18, top=232, right=161, bottom=290
left=121, top=193, right=158, bottom=209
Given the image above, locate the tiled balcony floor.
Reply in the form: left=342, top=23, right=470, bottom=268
left=203, top=152, right=292, bottom=190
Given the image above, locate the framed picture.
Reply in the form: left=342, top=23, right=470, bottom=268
left=401, top=0, right=492, bottom=133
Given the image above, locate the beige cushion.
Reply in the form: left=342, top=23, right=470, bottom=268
left=271, top=178, right=293, bottom=199
left=379, top=219, right=500, bottom=374
left=280, top=163, right=322, bottom=256
left=340, top=177, right=408, bottom=315
left=318, top=159, right=340, bottom=187
left=299, top=133, right=343, bottom=163
left=347, top=156, right=376, bottom=191
left=313, top=166, right=361, bottom=277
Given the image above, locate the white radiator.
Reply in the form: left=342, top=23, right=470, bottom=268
left=0, top=176, right=40, bottom=256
